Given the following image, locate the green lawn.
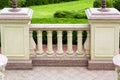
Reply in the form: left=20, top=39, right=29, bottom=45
left=28, top=0, right=94, bottom=23
left=31, top=18, right=88, bottom=24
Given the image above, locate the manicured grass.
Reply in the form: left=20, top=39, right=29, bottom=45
left=29, top=0, right=94, bottom=23
left=31, top=18, right=88, bottom=24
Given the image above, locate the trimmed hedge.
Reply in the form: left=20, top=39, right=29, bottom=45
left=17, top=0, right=26, bottom=7
left=54, top=10, right=87, bottom=19
left=26, top=0, right=78, bottom=6
left=0, top=0, right=10, bottom=9
left=93, top=0, right=113, bottom=8
left=113, top=0, right=120, bottom=11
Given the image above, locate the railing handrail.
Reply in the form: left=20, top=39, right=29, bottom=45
left=30, top=24, right=90, bottom=31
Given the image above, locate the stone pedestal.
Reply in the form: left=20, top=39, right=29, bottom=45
left=86, top=8, right=120, bottom=70
left=0, top=8, right=33, bottom=69
left=113, top=54, right=120, bottom=80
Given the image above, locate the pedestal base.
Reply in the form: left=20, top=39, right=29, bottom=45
left=32, top=57, right=88, bottom=67
left=6, top=60, right=33, bottom=70
left=88, top=60, right=115, bottom=70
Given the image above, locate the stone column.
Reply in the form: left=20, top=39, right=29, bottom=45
left=86, top=8, right=120, bottom=70
left=0, top=8, right=33, bottom=69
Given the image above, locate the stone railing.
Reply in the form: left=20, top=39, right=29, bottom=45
left=0, top=8, right=120, bottom=70
left=29, top=24, right=90, bottom=58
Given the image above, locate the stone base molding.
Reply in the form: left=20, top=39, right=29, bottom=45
left=6, top=60, right=33, bottom=70
left=5, top=59, right=116, bottom=70
left=32, top=57, right=88, bottom=67
left=88, top=60, right=115, bottom=70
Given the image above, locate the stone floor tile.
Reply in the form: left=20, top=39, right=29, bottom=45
left=4, top=67, right=117, bottom=80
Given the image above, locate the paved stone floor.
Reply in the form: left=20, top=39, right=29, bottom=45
left=4, top=67, right=117, bottom=80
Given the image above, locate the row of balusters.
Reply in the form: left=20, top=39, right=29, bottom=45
left=29, top=30, right=90, bottom=57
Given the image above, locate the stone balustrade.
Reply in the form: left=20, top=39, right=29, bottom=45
left=29, top=24, right=90, bottom=58
left=0, top=8, right=120, bottom=70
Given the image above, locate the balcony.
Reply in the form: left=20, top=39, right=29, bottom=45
left=0, top=7, right=120, bottom=80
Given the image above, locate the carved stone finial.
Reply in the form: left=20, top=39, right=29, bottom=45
left=102, top=0, right=106, bottom=8
left=9, top=0, right=21, bottom=12
left=98, top=0, right=109, bottom=12
left=12, top=0, right=17, bottom=8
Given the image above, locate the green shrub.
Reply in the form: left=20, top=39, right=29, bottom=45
left=26, top=0, right=35, bottom=6
left=0, top=0, right=10, bottom=9
left=82, top=31, right=87, bottom=45
left=113, top=0, right=120, bottom=11
left=54, top=11, right=74, bottom=18
left=43, top=31, right=47, bottom=44
left=107, top=0, right=113, bottom=7
left=93, top=0, right=101, bottom=8
left=54, top=10, right=87, bottom=19
left=72, top=31, right=77, bottom=44
left=52, top=31, right=57, bottom=44
left=33, top=31, right=37, bottom=44
left=26, top=0, right=78, bottom=6
left=17, top=0, right=26, bottom=7
left=74, top=10, right=87, bottom=19
left=93, top=0, right=113, bottom=8
left=62, top=31, right=67, bottom=44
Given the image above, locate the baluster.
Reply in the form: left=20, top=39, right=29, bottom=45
left=67, top=31, right=73, bottom=56
left=47, top=31, right=53, bottom=56
left=29, top=31, right=36, bottom=56
left=56, top=31, right=64, bottom=56
left=37, top=31, right=44, bottom=56
left=76, top=31, right=83, bottom=56
left=84, top=31, right=90, bottom=56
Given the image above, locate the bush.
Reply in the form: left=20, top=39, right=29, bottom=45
left=54, top=11, right=75, bottom=18
left=17, top=0, right=26, bottom=7
left=0, top=0, right=10, bottom=9
left=54, top=10, right=87, bottom=19
left=74, top=10, right=87, bottom=19
left=113, top=0, right=120, bottom=11
left=26, top=0, right=78, bottom=6
left=93, top=0, right=113, bottom=8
